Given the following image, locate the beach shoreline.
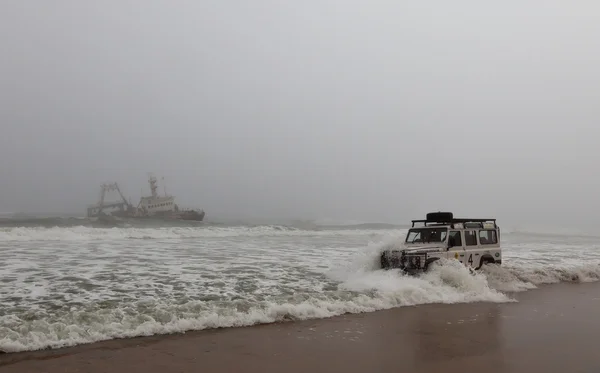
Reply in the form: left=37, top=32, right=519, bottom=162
left=1, top=281, right=600, bottom=373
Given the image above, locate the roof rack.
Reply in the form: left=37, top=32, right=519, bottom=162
left=410, top=212, right=497, bottom=228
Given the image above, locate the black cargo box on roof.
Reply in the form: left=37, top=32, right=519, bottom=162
left=426, top=212, right=453, bottom=222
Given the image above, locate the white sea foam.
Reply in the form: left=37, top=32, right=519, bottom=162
left=0, top=225, right=599, bottom=353
left=0, top=225, right=401, bottom=242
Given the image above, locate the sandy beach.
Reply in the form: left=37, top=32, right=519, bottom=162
left=1, top=281, right=599, bottom=373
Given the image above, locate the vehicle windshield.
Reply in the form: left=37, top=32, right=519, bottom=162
left=405, top=228, right=448, bottom=243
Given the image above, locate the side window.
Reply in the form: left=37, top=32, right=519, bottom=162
left=448, top=231, right=462, bottom=247
left=478, top=230, right=498, bottom=245
left=465, top=231, right=478, bottom=246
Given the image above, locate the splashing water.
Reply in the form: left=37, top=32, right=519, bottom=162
left=0, top=225, right=599, bottom=353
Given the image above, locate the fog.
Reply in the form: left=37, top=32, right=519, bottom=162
left=1, top=1, right=599, bottom=228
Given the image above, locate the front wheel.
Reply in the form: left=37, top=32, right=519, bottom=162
left=424, top=258, right=440, bottom=271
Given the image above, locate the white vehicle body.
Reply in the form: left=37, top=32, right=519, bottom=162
left=380, top=212, right=501, bottom=273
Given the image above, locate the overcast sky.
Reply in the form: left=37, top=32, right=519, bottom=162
left=1, top=1, right=599, bottom=227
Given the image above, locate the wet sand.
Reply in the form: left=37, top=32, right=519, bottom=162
left=2, top=282, right=600, bottom=373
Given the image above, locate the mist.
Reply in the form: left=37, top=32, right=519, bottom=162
left=1, top=1, right=599, bottom=228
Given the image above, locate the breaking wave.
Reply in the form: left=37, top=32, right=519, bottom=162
left=0, top=225, right=401, bottom=242
left=0, top=225, right=599, bottom=353
left=0, top=260, right=512, bottom=353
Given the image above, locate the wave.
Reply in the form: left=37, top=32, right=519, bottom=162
left=3, top=257, right=599, bottom=354
left=0, top=259, right=511, bottom=353
left=1, top=228, right=599, bottom=353
left=501, top=225, right=600, bottom=239
left=0, top=225, right=404, bottom=242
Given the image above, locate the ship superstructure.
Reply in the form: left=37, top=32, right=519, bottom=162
left=137, top=175, right=177, bottom=215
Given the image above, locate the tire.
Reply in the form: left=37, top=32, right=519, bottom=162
left=477, top=255, right=495, bottom=270
left=424, top=257, right=440, bottom=271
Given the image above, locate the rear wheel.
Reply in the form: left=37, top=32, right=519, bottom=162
left=477, top=256, right=495, bottom=270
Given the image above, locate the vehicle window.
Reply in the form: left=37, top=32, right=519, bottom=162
left=448, top=231, right=462, bottom=247
left=406, top=231, right=421, bottom=242
left=405, top=228, right=448, bottom=243
left=465, top=231, right=478, bottom=246
left=479, top=230, right=498, bottom=244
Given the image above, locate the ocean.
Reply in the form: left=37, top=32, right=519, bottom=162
left=1, top=222, right=599, bottom=353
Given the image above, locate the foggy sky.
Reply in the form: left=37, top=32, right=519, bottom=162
left=1, top=1, right=599, bottom=227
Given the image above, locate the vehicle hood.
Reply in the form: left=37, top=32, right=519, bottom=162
left=401, top=245, right=445, bottom=254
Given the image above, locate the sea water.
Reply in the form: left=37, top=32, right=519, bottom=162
left=1, top=224, right=599, bottom=352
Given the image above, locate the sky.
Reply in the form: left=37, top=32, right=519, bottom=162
left=1, top=1, right=599, bottom=227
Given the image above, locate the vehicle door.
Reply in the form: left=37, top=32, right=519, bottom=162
left=447, top=230, right=465, bottom=262
left=477, top=228, right=501, bottom=265
left=463, top=229, right=480, bottom=268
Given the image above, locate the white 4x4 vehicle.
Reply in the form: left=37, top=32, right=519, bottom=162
left=380, top=212, right=501, bottom=273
